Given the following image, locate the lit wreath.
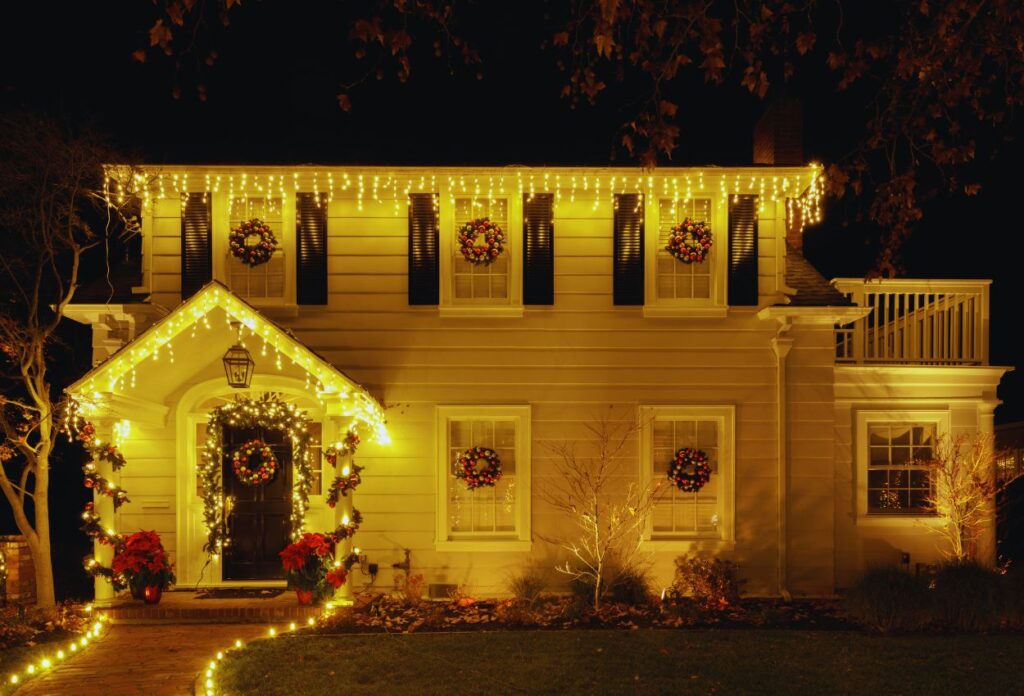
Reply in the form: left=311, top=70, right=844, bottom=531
left=457, top=217, right=506, bottom=265
left=667, top=447, right=712, bottom=492
left=229, top=218, right=278, bottom=267
left=454, top=446, right=502, bottom=490
left=231, top=439, right=279, bottom=486
left=665, top=218, right=712, bottom=263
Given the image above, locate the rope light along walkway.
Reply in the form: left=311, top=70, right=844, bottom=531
left=7, top=605, right=110, bottom=688
left=197, top=603, right=337, bottom=695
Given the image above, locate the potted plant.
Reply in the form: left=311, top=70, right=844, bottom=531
left=112, top=530, right=175, bottom=604
left=280, top=532, right=348, bottom=605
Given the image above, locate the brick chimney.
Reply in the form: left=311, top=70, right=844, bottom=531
left=753, top=99, right=803, bottom=166
left=754, top=99, right=806, bottom=251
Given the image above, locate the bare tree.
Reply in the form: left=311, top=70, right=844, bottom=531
left=0, top=114, right=135, bottom=614
left=924, top=433, right=1000, bottom=563
left=541, top=413, right=659, bottom=612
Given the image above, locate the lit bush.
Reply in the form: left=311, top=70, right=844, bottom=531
left=669, top=555, right=743, bottom=609
left=845, top=567, right=930, bottom=633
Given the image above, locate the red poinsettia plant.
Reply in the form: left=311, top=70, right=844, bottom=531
left=280, top=532, right=348, bottom=602
left=112, top=530, right=176, bottom=594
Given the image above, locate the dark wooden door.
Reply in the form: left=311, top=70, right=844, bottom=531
left=221, top=425, right=292, bottom=580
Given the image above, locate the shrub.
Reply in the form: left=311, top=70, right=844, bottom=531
left=507, top=565, right=547, bottom=608
left=608, top=565, right=654, bottom=605
left=1003, top=566, right=1024, bottom=629
left=393, top=571, right=426, bottom=607
left=845, top=566, right=930, bottom=633
left=670, top=555, right=743, bottom=609
left=931, top=562, right=1002, bottom=632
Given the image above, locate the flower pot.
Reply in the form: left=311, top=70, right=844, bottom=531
left=295, top=589, right=315, bottom=605
left=143, top=585, right=163, bottom=604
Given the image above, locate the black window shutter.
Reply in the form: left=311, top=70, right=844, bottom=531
left=180, top=193, right=212, bottom=299
left=613, top=193, right=645, bottom=305
left=408, top=193, right=439, bottom=305
left=727, top=195, right=759, bottom=306
left=296, top=192, right=328, bottom=305
left=523, top=193, right=554, bottom=305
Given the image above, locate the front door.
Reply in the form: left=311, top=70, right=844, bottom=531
left=221, top=425, right=292, bottom=580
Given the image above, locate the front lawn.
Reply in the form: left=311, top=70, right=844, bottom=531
left=214, top=629, right=1024, bottom=695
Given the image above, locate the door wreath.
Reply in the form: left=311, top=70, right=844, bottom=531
left=667, top=447, right=712, bottom=492
left=454, top=446, right=502, bottom=490
left=231, top=439, right=279, bottom=485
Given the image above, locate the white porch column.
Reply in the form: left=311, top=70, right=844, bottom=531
left=89, top=417, right=117, bottom=604
left=977, top=401, right=998, bottom=566
left=334, top=447, right=355, bottom=603
left=770, top=335, right=794, bottom=600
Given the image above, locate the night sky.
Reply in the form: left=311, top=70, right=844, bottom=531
left=2, top=2, right=1023, bottom=594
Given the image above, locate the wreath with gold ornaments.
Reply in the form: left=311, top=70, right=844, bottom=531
left=666, top=218, right=712, bottom=263
left=454, top=446, right=502, bottom=490
left=229, top=218, right=278, bottom=267
left=667, top=447, right=712, bottom=492
left=458, top=217, right=506, bottom=265
left=232, top=439, right=278, bottom=486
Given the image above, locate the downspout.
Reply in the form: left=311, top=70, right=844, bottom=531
left=771, top=329, right=794, bottom=601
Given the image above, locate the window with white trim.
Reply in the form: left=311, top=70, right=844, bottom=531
left=435, top=406, right=531, bottom=549
left=228, top=196, right=285, bottom=301
left=657, top=198, right=713, bottom=300
left=641, top=405, right=734, bottom=541
left=866, top=422, right=936, bottom=514
left=856, top=410, right=948, bottom=519
left=453, top=197, right=510, bottom=302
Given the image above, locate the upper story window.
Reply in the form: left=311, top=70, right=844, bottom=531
left=640, top=405, right=735, bottom=542
left=435, top=405, right=531, bottom=551
left=453, top=197, right=510, bottom=302
left=228, top=197, right=286, bottom=301
left=644, top=197, right=727, bottom=315
left=657, top=198, right=713, bottom=300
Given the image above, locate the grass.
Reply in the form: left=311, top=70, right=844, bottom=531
left=215, top=629, right=1024, bottom=695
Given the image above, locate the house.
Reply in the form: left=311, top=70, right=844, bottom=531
left=65, top=127, right=1009, bottom=603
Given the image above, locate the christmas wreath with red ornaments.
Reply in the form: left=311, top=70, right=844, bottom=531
left=454, top=446, right=502, bottom=490
left=667, top=447, right=712, bottom=492
left=231, top=439, right=278, bottom=485
left=665, top=218, right=712, bottom=263
left=229, top=218, right=278, bottom=267
left=457, top=217, right=506, bottom=265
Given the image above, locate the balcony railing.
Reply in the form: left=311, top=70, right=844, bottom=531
left=833, top=279, right=990, bottom=366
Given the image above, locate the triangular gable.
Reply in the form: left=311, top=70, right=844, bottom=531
left=67, top=281, right=388, bottom=441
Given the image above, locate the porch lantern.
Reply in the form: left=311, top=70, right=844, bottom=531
left=222, top=323, right=255, bottom=389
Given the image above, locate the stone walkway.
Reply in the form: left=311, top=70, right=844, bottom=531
left=15, top=623, right=273, bottom=695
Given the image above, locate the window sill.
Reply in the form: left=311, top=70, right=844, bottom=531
left=435, top=539, right=532, bottom=552
left=856, top=514, right=944, bottom=528
left=439, top=305, right=524, bottom=319
left=642, top=305, right=728, bottom=319
left=641, top=537, right=735, bottom=553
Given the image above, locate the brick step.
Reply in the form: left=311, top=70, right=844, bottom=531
left=102, top=590, right=323, bottom=624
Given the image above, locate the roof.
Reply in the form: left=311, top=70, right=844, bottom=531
left=783, top=243, right=853, bottom=307
left=67, top=281, right=388, bottom=442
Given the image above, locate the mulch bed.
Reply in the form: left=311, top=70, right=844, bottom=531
left=314, top=593, right=856, bottom=635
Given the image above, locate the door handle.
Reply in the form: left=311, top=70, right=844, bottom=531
left=223, top=495, right=235, bottom=536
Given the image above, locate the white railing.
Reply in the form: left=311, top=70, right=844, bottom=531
left=833, top=278, right=990, bottom=365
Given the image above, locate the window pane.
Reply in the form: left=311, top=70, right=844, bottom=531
left=654, top=417, right=719, bottom=536
left=447, top=417, right=518, bottom=535
left=866, top=421, right=938, bottom=515
left=869, top=446, right=890, bottom=466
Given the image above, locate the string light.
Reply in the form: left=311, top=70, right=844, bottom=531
left=8, top=609, right=109, bottom=689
